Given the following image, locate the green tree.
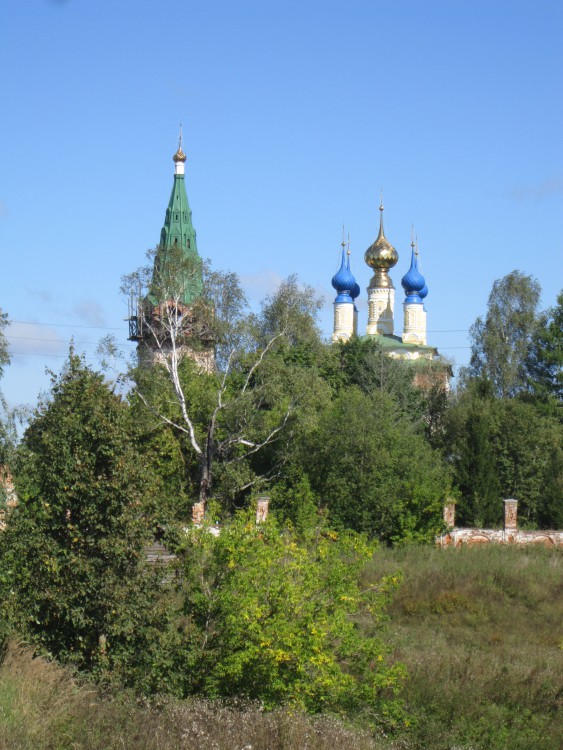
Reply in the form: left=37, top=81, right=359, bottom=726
left=166, top=511, right=405, bottom=721
left=443, top=383, right=563, bottom=528
left=302, top=388, right=450, bottom=543
left=0, top=308, right=10, bottom=380
left=0, top=352, right=163, bottom=673
left=465, top=270, right=541, bottom=398
left=0, top=309, right=12, bottom=465
left=441, top=382, right=502, bottom=527
left=123, top=257, right=330, bottom=511
left=328, top=337, right=424, bottom=415
left=527, top=289, right=563, bottom=405
left=0, top=308, right=17, bottom=520
left=490, top=399, right=562, bottom=527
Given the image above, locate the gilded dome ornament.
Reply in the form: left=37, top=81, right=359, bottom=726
left=173, top=124, right=187, bottom=162
left=364, top=198, right=398, bottom=288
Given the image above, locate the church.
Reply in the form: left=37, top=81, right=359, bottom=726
left=127, top=135, right=214, bottom=372
left=331, top=201, right=439, bottom=362
left=131, top=139, right=441, bottom=367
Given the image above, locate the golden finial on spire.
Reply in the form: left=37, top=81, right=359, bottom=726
left=411, top=224, right=416, bottom=249
left=173, top=123, right=187, bottom=163
left=347, top=233, right=351, bottom=257
left=341, top=224, right=346, bottom=249
left=364, top=188, right=398, bottom=283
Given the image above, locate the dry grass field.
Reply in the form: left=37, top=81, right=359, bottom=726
left=366, top=544, right=563, bottom=750
left=0, top=544, right=561, bottom=750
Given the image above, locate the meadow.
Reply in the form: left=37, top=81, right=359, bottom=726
left=1, top=544, right=561, bottom=750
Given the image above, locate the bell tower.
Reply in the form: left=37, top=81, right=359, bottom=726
left=364, top=197, right=398, bottom=336
left=128, top=132, right=213, bottom=371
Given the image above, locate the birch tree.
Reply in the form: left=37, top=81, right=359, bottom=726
left=122, top=251, right=326, bottom=510
left=465, top=270, right=541, bottom=398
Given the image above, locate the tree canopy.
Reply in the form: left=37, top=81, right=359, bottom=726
left=527, top=289, right=563, bottom=405
left=0, top=352, right=163, bottom=673
left=465, top=270, right=541, bottom=398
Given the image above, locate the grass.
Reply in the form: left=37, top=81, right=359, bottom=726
left=1, top=545, right=561, bottom=749
left=0, top=641, right=380, bottom=750
left=365, top=544, right=563, bottom=750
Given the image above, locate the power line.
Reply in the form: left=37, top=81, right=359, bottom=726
left=7, top=336, right=103, bottom=345
left=10, top=319, right=474, bottom=335
left=9, top=352, right=102, bottom=359
left=9, top=320, right=125, bottom=331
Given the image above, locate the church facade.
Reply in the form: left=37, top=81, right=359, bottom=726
left=331, top=200, right=439, bottom=364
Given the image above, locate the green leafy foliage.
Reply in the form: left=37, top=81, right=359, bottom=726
left=0, top=308, right=15, bottom=470
left=127, top=267, right=331, bottom=509
left=0, top=308, right=10, bottom=380
left=527, top=288, right=563, bottom=406
left=465, top=270, right=542, bottom=398
left=441, top=382, right=502, bottom=527
left=0, top=352, right=164, bottom=673
left=165, top=512, right=405, bottom=720
left=328, top=338, right=424, bottom=413
left=301, top=388, right=450, bottom=543
left=442, top=382, right=563, bottom=528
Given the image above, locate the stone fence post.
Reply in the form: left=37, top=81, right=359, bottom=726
left=443, top=500, right=456, bottom=529
left=503, top=499, right=518, bottom=531
left=256, top=496, right=269, bottom=524
left=192, top=501, right=205, bottom=525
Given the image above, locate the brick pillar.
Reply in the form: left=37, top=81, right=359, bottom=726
left=443, top=501, right=456, bottom=529
left=503, top=499, right=518, bottom=531
left=192, top=501, right=205, bottom=525
left=256, top=497, right=269, bottom=524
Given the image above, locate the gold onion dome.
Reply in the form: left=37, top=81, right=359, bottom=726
left=364, top=202, right=398, bottom=271
left=173, top=147, right=187, bottom=163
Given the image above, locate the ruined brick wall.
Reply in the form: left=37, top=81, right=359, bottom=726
left=438, top=528, right=563, bottom=547
left=437, top=498, right=563, bottom=547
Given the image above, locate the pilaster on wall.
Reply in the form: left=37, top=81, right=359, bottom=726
left=402, top=303, right=427, bottom=345
left=366, top=286, right=395, bottom=335
left=332, top=302, right=355, bottom=341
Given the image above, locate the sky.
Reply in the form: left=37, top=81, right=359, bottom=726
left=1, top=0, right=562, bottom=408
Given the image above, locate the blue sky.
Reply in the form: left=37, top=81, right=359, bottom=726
left=1, top=0, right=562, bottom=407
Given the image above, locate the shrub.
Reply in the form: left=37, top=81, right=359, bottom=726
left=164, top=513, right=405, bottom=723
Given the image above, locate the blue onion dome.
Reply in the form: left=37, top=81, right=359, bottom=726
left=401, top=246, right=426, bottom=303
left=332, top=248, right=355, bottom=302
left=351, top=280, right=361, bottom=300
left=419, top=284, right=428, bottom=300
left=346, top=251, right=361, bottom=300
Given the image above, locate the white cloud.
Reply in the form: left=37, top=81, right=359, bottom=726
left=72, top=300, right=107, bottom=327
left=509, top=176, right=563, bottom=201
left=7, top=321, right=66, bottom=363
left=239, top=269, right=284, bottom=301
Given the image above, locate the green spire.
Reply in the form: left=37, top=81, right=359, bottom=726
left=149, top=133, right=204, bottom=306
